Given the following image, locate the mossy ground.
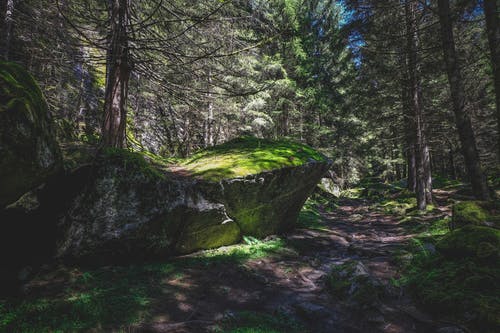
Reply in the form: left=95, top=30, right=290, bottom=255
left=177, top=137, right=327, bottom=181
left=0, top=238, right=287, bottom=332
left=379, top=180, right=500, bottom=332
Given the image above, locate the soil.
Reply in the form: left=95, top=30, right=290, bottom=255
left=18, top=194, right=465, bottom=333
left=133, top=197, right=450, bottom=332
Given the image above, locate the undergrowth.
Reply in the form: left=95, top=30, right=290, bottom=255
left=0, top=238, right=286, bottom=332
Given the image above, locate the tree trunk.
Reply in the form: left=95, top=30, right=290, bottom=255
left=484, top=0, right=500, bottom=160
left=403, top=74, right=416, bottom=192
left=102, top=0, right=131, bottom=148
left=437, top=0, right=490, bottom=200
left=2, top=0, right=14, bottom=60
left=424, top=144, right=433, bottom=204
left=405, top=0, right=431, bottom=209
left=205, top=69, right=214, bottom=147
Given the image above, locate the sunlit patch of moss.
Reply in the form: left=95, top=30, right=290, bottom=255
left=194, top=237, right=287, bottom=262
left=216, top=310, right=306, bottom=333
left=177, top=137, right=327, bottom=181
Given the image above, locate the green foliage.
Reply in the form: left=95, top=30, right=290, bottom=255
left=0, top=61, right=46, bottom=116
left=179, top=137, right=327, bottom=181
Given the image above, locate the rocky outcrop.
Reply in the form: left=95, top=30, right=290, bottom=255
left=0, top=61, right=62, bottom=208
left=56, top=148, right=331, bottom=260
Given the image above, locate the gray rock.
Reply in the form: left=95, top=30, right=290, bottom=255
left=56, top=150, right=331, bottom=261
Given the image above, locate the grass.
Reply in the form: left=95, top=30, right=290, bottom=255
left=177, top=137, right=327, bottom=181
left=0, top=238, right=287, bottom=333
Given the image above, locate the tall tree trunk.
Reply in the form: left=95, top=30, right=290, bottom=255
left=402, top=76, right=416, bottom=192
left=205, top=69, right=214, bottom=147
left=405, top=0, right=431, bottom=209
left=484, top=0, right=500, bottom=160
left=424, top=145, right=433, bottom=204
left=102, top=0, right=131, bottom=148
left=2, top=0, right=14, bottom=60
left=437, top=0, right=490, bottom=200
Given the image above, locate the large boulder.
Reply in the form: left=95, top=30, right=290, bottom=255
left=436, top=225, right=500, bottom=260
left=0, top=61, right=62, bottom=207
left=450, top=201, right=499, bottom=230
left=56, top=141, right=331, bottom=261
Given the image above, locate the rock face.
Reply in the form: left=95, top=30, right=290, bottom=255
left=0, top=61, right=62, bottom=208
left=56, top=148, right=331, bottom=260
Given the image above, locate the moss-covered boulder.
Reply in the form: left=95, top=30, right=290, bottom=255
left=451, top=201, right=499, bottom=230
left=0, top=61, right=62, bottom=207
left=436, top=225, right=500, bottom=260
left=57, top=139, right=331, bottom=260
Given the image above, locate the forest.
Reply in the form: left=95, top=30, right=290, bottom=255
left=0, top=0, right=499, bottom=332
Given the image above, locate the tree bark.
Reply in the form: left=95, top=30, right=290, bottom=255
left=102, top=0, right=131, bottom=148
left=403, top=76, right=416, bottom=192
left=484, top=0, right=500, bottom=160
left=405, top=0, right=432, bottom=209
left=205, top=69, right=214, bottom=147
left=2, top=0, right=14, bottom=60
left=437, top=0, right=490, bottom=200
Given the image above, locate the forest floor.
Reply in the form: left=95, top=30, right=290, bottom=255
left=1, top=186, right=472, bottom=333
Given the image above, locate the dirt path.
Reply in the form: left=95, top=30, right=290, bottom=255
left=133, top=197, right=446, bottom=333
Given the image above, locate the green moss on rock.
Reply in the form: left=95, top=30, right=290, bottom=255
left=451, top=200, right=500, bottom=229
left=436, top=225, right=500, bottom=260
left=178, top=136, right=327, bottom=181
left=452, top=201, right=491, bottom=229
left=175, top=210, right=241, bottom=254
left=0, top=61, right=62, bottom=207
